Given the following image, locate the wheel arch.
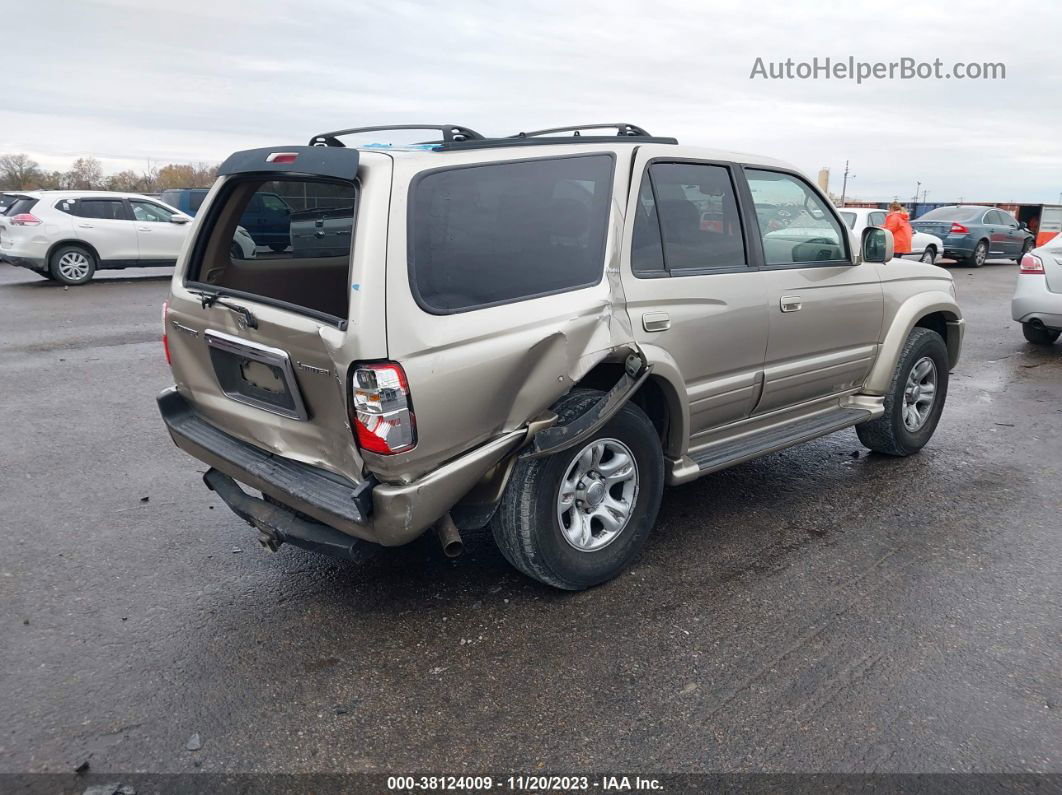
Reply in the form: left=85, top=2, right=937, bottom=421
left=863, top=294, right=963, bottom=395
left=46, top=238, right=100, bottom=267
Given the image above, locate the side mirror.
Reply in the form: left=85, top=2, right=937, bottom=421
left=170, top=215, right=190, bottom=224
left=861, top=226, right=894, bottom=263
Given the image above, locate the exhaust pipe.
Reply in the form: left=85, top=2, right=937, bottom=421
left=434, top=513, right=464, bottom=558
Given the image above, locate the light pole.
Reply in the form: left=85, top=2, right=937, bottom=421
left=840, top=160, right=855, bottom=206
left=914, top=181, right=921, bottom=206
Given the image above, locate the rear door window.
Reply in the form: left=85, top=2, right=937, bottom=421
left=78, top=199, right=129, bottom=220
left=631, top=161, right=746, bottom=275
left=868, top=211, right=886, bottom=227
left=187, top=178, right=356, bottom=322
left=409, top=154, right=615, bottom=314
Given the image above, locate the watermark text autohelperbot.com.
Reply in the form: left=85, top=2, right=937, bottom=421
left=750, top=56, right=1005, bottom=83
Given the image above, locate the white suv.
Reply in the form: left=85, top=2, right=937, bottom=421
left=0, top=190, right=256, bottom=285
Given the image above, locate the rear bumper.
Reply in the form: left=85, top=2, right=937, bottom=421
left=157, top=387, right=526, bottom=547
left=1012, top=276, right=1062, bottom=330
left=2, top=254, right=47, bottom=272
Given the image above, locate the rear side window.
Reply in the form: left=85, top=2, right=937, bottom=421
left=188, top=178, right=356, bottom=322
left=409, top=154, right=614, bottom=314
left=64, top=199, right=128, bottom=220
left=632, top=162, right=746, bottom=275
left=7, top=198, right=38, bottom=216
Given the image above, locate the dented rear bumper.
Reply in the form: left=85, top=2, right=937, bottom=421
left=157, top=387, right=525, bottom=546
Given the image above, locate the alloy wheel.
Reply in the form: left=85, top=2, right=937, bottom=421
left=556, top=438, right=639, bottom=551
left=902, top=356, right=937, bottom=431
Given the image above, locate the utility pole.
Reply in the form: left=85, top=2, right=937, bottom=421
left=840, top=160, right=853, bottom=206
left=914, top=181, right=921, bottom=206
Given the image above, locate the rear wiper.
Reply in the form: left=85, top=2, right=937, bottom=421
left=189, top=289, right=258, bottom=329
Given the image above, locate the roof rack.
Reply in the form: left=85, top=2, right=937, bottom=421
left=309, top=124, right=484, bottom=147
left=511, top=122, right=652, bottom=138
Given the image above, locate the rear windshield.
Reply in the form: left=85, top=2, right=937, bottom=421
left=918, top=207, right=983, bottom=221
left=409, top=154, right=615, bottom=314
left=187, top=178, right=356, bottom=322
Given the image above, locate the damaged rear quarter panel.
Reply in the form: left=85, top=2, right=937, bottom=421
left=378, top=149, right=636, bottom=483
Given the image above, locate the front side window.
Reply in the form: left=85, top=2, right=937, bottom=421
left=188, top=178, right=356, bottom=321
left=746, top=169, right=847, bottom=265
left=130, top=200, right=175, bottom=223
left=632, top=162, right=746, bottom=275
left=409, top=154, right=614, bottom=314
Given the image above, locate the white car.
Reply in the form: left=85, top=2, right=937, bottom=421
left=838, top=207, right=942, bottom=263
left=1012, top=237, right=1062, bottom=345
left=0, top=190, right=255, bottom=285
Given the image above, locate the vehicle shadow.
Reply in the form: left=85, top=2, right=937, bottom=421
left=0, top=273, right=173, bottom=291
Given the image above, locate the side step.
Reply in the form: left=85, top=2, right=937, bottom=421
left=689, top=407, right=870, bottom=474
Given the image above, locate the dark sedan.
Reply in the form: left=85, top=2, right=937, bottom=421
left=911, top=205, right=1034, bottom=267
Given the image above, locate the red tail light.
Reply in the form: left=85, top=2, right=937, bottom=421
left=949, top=222, right=968, bottom=234
left=351, top=362, right=416, bottom=455
left=162, top=301, right=172, bottom=365
left=10, top=213, right=41, bottom=226
left=1020, top=253, right=1045, bottom=274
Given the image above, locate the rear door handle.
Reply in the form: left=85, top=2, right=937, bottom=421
left=780, top=296, right=802, bottom=312
left=77, top=223, right=94, bottom=229
left=137, top=226, right=151, bottom=232
left=642, top=312, right=671, bottom=332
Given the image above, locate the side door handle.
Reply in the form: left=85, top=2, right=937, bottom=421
left=77, top=223, right=94, bottom=229
left=780, top=295, right=802, bottom=312
left=642, top=312, right=671, bottom=332
left=137, top=226, right=151, bottom=232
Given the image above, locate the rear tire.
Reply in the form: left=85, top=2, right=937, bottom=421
left=857, top=327, right=949, bottom=456
left=1022, top=323, right=1060, bottom=345
left=491, top=389, right=664, bottom=590
left=48, top=244, right=96, bottom=285
left=964, top=240, right=987, bottom=268
left=920, top=246, right=937, bottom=263
left=1016, top=239, right=1032, bottom=263
left=268, top=243, right=288, bottom=253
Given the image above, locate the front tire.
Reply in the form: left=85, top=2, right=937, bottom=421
left=491, top=389, right=664, bottom=590
left=48, top=245, right=96, bottom=285
left=1022, top=323, right=1060, bottom=345
left=857, top=327, right=949, bottom=456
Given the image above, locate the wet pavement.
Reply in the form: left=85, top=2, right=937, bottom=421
left=0, top=260, right=1058, bottom=775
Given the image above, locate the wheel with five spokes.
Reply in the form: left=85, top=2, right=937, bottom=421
left=492, top=389, right=664, bottom=590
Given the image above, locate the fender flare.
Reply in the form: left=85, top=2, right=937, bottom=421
left=863, top=292, right=963, bottom=395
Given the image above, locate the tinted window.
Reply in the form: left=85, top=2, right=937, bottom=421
left=632, top=162, right=745, bottom=274
left=131, top=200, right=175, bottom=222
left=261, top=194, right=289, bottom=212
left=746, top=170, right=847, bottom=265
left=410, top=154, right=614, bottom=313
left=631, top=174, right=664, bottom=274
left=869, top=211, right=887, bottom=227
left=78, top=199, right=127, bottom=220
left=839, top=211, right=857, bottom=229
left=189, top=178, right=356, bottom=321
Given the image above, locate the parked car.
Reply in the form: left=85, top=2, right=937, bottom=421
left=0, top=191, right=255, bottom=285
left=1012, top=237, right=1062, bottom=345
left=161, top=187, right=293, bottom=251
left=839, top=207, right=943, bottom=263
left=911, top=205, right=1034, bottom=267
left=158, top=122, right=963, bottom=591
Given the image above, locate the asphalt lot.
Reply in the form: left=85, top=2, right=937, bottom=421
left=0, top=259, right=1058, bottom=776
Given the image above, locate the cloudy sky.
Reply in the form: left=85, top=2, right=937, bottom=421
left=5, top=0, right=1061, bottom=202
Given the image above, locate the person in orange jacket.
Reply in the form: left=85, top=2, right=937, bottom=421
left=883, top=201, right=913, bottom=258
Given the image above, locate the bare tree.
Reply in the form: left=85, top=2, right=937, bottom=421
left=65, top=157, right=104, bottom=190
left=0, top=154, right=43, bottom=190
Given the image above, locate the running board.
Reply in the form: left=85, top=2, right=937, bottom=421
left=688, top=407, right=871, bottom=475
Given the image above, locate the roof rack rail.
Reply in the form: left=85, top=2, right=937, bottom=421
left=511, top=123, right=652, bottom=138
left=433, top=134, right=677, bottom=152
left=309, top=124, right=485, bottom=147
